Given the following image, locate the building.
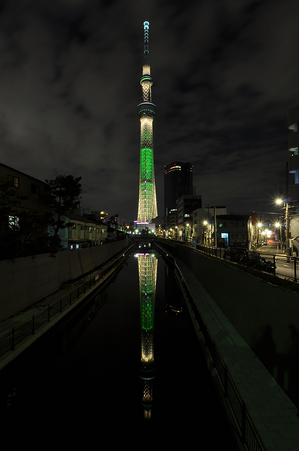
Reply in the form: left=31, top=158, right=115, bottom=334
left=287, top=107, right=299, bottom=208
left=58, top=212, right=107, bottom=250
left=193, top=206, right=227, bottom=243
left=0, top=163, right=108, bottom=253
left=177, top=194, right=202, bottom=240
left=0, top=163, right=51, bottom=215
left=137, top=21, right=158, bottom=230
left=164, top=162, right=193, bottom=221
left=214, top=214, right=253, bottom=249
left=91, top=210, right=108, bottom=223
left=286, top=107, right=299, bottom=252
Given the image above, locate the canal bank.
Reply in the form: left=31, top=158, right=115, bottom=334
left=0, top=242, right=134, bottom=370
left=157, top=240, right=299, bottom=451
left=0, top=238, right=130, bottom=321
left=0, top=247, right=240, bottom=450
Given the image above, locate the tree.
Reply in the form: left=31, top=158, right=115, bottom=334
left=45, top=175, right=82, bottom=251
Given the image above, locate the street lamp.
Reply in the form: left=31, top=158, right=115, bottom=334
left=276, top=198, right=291, bottom=257
left=256, top=222, right=263, bottom=246
left=203, top=220, right=209, bottom=245
left=274, top=221, right=282, bottom=251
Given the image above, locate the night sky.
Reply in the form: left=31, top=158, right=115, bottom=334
left=0, top=0, right=298, bottom=223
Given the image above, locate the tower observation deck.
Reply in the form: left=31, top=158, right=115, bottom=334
left=137, top=21, right=158, bottom=226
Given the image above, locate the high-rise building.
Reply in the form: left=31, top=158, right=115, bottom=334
left=287, top=107, right=299, bottom=207
left=164, top=162, right=193, bottom=217
left=137, top=21, right=158, bottom=227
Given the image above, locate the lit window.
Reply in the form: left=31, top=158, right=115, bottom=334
left=8, top=175, right=19, bottom=188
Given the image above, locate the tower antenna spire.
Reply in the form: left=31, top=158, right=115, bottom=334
left=143, top=21, right=150, bottom=64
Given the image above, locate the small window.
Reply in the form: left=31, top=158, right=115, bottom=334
left=31, top=184, right=40, bottom=195
left=8, top=174, right=19, bottom=188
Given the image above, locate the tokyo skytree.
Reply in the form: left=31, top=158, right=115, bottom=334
left=137, top=21, right=158, bottom=224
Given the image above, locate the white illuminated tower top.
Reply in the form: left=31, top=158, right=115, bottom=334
left=137, top=21, right=158, bottom=225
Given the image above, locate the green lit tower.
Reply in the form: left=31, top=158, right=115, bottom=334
left=137, top=252, right=157, bottom=419
left=137, top=21, right=158, bottom=226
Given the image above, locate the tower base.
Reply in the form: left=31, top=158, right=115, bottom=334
left=136, top=222, right=156, bottom=233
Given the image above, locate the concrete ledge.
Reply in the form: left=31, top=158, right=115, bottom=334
left=176, top=257, right=299, bottom=451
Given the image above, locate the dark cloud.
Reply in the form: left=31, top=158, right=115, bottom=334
left=0, top=0, right=297, bottom=222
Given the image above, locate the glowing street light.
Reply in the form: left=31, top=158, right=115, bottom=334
left=275, top=198, right=291, bottom=257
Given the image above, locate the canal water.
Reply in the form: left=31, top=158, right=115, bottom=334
left=1, top=249, right=238, bottom=449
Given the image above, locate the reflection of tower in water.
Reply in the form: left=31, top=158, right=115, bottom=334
left=137, top=251, right=158, bottom=420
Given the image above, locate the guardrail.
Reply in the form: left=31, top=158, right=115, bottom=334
left=0, top=244, right=135, bottom=359
left=155, top=242, right=266, bottom=451
left=196, top=244, right=299, bottom=283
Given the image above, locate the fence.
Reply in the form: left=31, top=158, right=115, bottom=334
left=196, top=244, right=299, bottom=283
left=155, top=242, right=266, bottom=451
left=0, top=244, right=134, bottom=359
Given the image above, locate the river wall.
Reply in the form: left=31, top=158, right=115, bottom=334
left=160, top=240, right=299, bottom=407
left=0, top=239, right=130, bottom=322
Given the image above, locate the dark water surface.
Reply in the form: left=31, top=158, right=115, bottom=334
left=1, top=251, right=237, bottom=449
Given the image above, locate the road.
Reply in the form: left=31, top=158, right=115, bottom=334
left=256, top=243, right=298, bottom=281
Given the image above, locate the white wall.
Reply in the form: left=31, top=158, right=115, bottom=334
left=0, top=239, right=129, bottom=321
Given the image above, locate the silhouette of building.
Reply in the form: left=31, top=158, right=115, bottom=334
left=164, top=162, right=193, bottom=229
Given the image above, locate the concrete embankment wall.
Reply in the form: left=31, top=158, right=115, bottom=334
left=0, top=239, right=130, bottom=322
left=161, top=240, right=299, bottom=407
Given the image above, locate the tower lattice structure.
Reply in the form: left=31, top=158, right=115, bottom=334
left=137, top=21, right=158, bottom=224
left=137, top=252, right=157, bottom=419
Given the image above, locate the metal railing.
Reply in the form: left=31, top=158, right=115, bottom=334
left=155, top=242, right=266, bottom=451
left=177, top=264, right=266, bottom=451
left=196, top=244, right=299, bottom=283
left=0, top=244, right=134, bottom=359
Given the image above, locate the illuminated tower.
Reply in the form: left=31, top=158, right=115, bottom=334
left=137, top=251, right=158, bottom=419
left=137, top=21, right=158, bottom=225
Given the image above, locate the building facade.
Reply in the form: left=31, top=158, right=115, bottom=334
left=137, top=21, right=158, bottom=227
left=177, top=194, right=202, bottom=240
left=193, top=206, right=227, bottom=243
left=287, top=106, right=299, bottom=208
left=0, top=163, right=51, bottom=215
left=215, top=214, right=253, bottom=249
left=0, top=163, right=108, bottom=252
left=164, top=162, right=193, bottom=219
left=59, top=212, right=107, bottom=250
